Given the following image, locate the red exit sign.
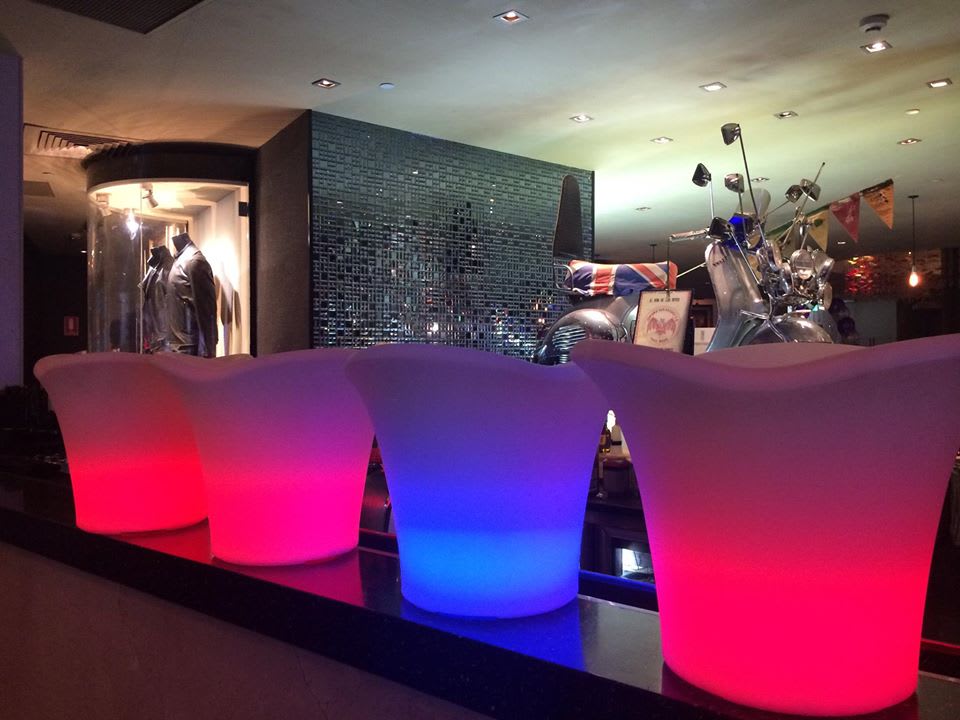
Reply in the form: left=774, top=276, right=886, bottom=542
left=63, top=316, right=79, bottom=337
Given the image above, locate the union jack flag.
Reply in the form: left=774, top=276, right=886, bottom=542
left=564, top=260, right=677, bottom=297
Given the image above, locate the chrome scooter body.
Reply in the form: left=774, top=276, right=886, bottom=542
left=704, top=237, right=767, bottom=351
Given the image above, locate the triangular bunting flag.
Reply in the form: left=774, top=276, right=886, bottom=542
left=830, top=194, right=861, bottom=242
left=807, top=210, right=829, bottom=250
left=862, top=179, right=894, bottom=229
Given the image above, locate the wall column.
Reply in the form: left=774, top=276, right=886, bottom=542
left=0, top=37, right=23, bottom=386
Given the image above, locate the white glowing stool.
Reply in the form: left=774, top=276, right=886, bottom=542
left=154, top=349, right=372, bottom=565
left=573, top=335, right=960, bottom=716
left=34, top=353, right=206, bottom=534
left=346, top=344, right=606, bottom=618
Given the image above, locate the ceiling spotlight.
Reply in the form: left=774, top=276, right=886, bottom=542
left=700, top=82, right=727, bottom=92
left=751, top=176, right=770, bottom=183
left=141, top=183, right=159, bottom=209
left=312, top=77, right=340, bottom=89
left=898, top=137, right=922, bottom=145
left=927, top=78, right=952, bottom=88
left=636, top=206, right=652, bottom=211
left=494, top=9, right=528, bottom=24
left=379, top=82, right=395, bottom=90
left=905, top=108, right=920, bottom=115
left=650, top=136, right=674, bottom=144
left=569, top=114, right=593, bottom=123
left=860, top=40, right=892, bottom=53
left=774, top=110, right=798, bottom=119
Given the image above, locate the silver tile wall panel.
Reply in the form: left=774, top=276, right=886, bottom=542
left=310, top=112, right=594, bottom=358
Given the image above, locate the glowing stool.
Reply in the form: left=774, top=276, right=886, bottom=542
left=155, top=349, right=372, bottom=565
left=572, top=335, right=960, bottom=716
left=34, top=353, right=206, bottom=534
left=346, top=344, right=606, bottom=618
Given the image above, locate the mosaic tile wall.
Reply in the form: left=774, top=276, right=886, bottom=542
left=310, top=112, right=594, bottom=357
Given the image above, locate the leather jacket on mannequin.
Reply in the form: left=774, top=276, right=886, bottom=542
left=140, top=245, right=173, bottom=353
left=166, top=232, right=218, bottom=357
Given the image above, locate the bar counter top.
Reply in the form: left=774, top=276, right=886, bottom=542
left=1, top=470, right=958, bottom=720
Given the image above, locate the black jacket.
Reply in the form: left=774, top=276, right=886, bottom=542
left=166, top=241, right=218, bottom=357
left=141, top=246, right=174, bottom=352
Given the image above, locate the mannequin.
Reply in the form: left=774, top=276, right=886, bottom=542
left=166, top=232, right=218, bottom=357
left=139, top=230, right=173, bottom=353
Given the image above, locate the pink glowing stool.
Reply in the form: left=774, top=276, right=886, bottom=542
left=572, top=335, right=960, bottom=716
left=345, top=344, right=606, bottom=618
left=154, top=349, right=373, bottom=565
left=34, top=353, right=206, bottom=534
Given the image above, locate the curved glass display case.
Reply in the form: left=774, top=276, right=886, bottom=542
left=87, top=180, right=250, bottom=356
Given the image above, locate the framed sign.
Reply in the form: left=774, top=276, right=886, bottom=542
left=633, top=290, right=692, bottom=352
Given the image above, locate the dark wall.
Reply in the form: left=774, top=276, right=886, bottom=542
left=22, top=238, right=86, bottom=380
left=309, top=112, right=594, bottom=357
left=255, top=111, right=312, bottom=354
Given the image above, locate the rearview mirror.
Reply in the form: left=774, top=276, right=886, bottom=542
left=692, top=163, right=712, bottom=187
left=721, top=123, right=741, bottom=146
left=724, top=173, right=744, bottom=194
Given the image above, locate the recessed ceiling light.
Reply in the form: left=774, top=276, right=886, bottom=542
left=905, top=108, right=920, bottom=115
left=751, top=176, right=770, bottom=183
left=494, top=9, right=528, bottom=24
left=837, top=241, right=847, bottom=245
left=650, top=136, right=673, bottom=144
left=898, top=137, right=922, bottom=145
left=569, top=114, right=593, bottom=123
left=636, top=206, right=652, bottom=211
left=774, top=110, right=798, bottom=119
left=379, top=82, right=395, bottom=90
left=700, top=82, right=727, bottom=92
left=312, top=77, right=340, bottom=89
left=860, top=40, right=892, bottom=54
left=927, top=78, right=952, bottom=88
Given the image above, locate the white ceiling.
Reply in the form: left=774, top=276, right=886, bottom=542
left=5, top=0, right=960, bottom=269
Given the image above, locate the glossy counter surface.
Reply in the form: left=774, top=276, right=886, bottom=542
left=1, top=471, right=958, bottom=720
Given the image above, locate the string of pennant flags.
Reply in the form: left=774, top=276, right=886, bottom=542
left=769, top=178, right=894, bottom=251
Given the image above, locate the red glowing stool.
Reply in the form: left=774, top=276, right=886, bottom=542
left=34, top=353, right=206, bottom=534
left=346, top=344, right=606, bottom=618
left=155, top=349, right=373, bottom=565
left=573, top=335, right=960, bottom=716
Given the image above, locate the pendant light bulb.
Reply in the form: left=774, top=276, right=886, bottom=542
left=907, top=194, right=920, bottom=287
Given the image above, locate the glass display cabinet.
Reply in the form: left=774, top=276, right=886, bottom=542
left=86, top=179, right=250, bottom=356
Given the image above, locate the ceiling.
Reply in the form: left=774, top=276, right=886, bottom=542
left=4, top=0, right=959, bottom=270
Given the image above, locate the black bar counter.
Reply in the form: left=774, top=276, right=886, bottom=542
left=1, top=470, right=958, bottom=720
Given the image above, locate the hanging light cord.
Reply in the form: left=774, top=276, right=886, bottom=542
left=910, top=194, right=918, bottom=261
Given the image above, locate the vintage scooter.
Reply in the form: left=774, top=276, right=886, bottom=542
left=533, top=123, right=835, bottom=364
left=697, top=122, right=834, bottom=350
